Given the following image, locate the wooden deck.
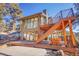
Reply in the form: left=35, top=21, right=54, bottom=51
left=7, top=40, right=78, bottom=56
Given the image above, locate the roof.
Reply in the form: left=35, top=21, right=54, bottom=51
left=20, top=12, right=43, bottom=21
left=20, top=9, right=47, bottom=21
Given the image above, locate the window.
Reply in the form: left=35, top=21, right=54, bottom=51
left=44, top=17, right=48, bottom=24
left=34, top=33, right=38, bottom=40
left=41, top=17, right=48, bottom=25
left=30, top=33, right=34, bottom=41
left=30, top=34, right=34, bottom=41
left=41, top=17, right=44, bottom=25
left=26, top=34, right=30, bottom=40
left=25, top=20, right=27, bottom=29
left=34, top=18, right=38, bottom=28
left=26, top=32, right=35, bottom=41
left=52, top=34, right=54, bottom=38
left=48, top=35, right=52, bottom=40
left=31, top=19, right=34, bottom=28
left=27, top=18, right=38, bottom=29
left=27, top=19, right=31, bottom=28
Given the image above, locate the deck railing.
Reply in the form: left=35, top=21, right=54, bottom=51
left=53, top=8, right=75, bottom=24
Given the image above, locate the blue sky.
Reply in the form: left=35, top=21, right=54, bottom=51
left=19, top=3, right=73, bottom=17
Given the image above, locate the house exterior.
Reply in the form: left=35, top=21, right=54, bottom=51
left=20, top=9, right=49, bottom=41
left=20, top=9, right=64, bottom=42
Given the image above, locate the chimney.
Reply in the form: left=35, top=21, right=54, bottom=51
left=43, top=9, right=47, bottom=15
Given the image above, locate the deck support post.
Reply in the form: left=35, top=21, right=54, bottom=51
left=61, top=20, right=67, bottom=47
left=68, top=18, right=77, bottom=47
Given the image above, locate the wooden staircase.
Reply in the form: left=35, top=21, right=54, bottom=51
left=35, top=16, right=77, bottom=47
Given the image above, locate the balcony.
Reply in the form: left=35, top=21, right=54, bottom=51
left=40, top=24, right=51, bottom=31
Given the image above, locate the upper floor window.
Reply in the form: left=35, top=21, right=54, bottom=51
left=27, top=19, right=31, bottom=29
left=31, top=19, right=34, bottom=28
left=41, top=16, right=48, bottom=25
left=34, top=18, right=38, bottom=28
left=26, top=18, right=38, bottom=29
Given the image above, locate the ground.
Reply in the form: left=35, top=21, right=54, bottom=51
left=0, top=45, right=47, bottom=56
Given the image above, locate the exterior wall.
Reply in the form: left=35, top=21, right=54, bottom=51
left=20, top=10, right=49, bottom=41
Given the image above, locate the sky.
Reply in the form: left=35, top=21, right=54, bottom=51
left=19, top=3, right=73, bottom=17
